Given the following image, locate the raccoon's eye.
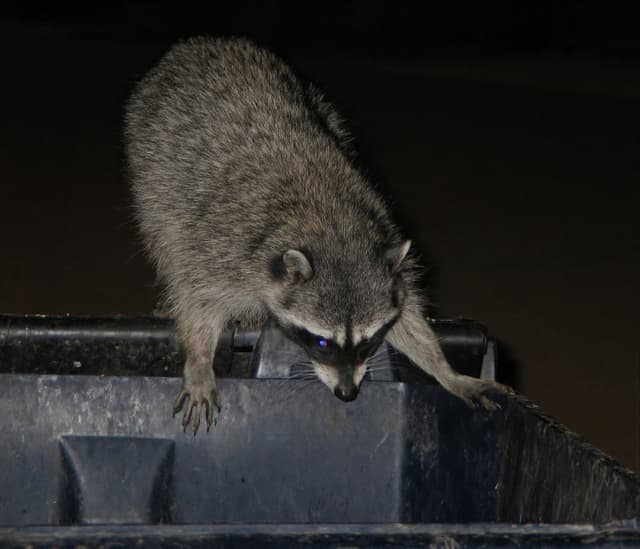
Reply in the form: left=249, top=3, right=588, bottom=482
left=317, top=337, right=329, bottom=348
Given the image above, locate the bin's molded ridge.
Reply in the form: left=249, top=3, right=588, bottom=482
left=0, top=522, right=639, bottom=548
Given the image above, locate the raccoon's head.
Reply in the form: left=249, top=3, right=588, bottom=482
left=266, top=240, right=411, bottom=402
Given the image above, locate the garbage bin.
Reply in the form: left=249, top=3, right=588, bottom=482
left=0, top=314, right=638, bottom=548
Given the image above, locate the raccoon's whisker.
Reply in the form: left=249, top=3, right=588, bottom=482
left=288, top=360, right=313, bottom=369
left=367, top=366, right=398, bottom=373
left=366, top=356, right=407, bottom=368
left=375, top=360, right=406, bottom=369
left=268, top=378, right=318, bottom=405
left=285, top=360, right=313, bottom=368
left=367, top=360, right=406, bottom=368
left=365, top=360, right=393, bottom=370
left=268, top=349, right=306, bottom=355
left=287, top=372, right=318, bottom=380
left=370, top=348, right=389, bottom=358
left=367, top=351, right=392, bottom=362
left=287, top=364, right=311, bottom=370
left=366, top=356, right=399, bottom=365
left=288, top=379, right=319, bottom=396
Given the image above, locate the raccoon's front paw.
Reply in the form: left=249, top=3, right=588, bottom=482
left=173, top=378, right=220, bottom=434
left=446, top=375, right=514, bottom=411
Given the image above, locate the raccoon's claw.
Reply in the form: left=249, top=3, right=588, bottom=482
left=205, top=396, right=220, bottom=431
left=173, top=390, right=188, bottom=416
left=462, top=392, right=501, bottom=411
left=447, top=375, right=513, bottom=411
left=173, top=384, right=220, bottom=435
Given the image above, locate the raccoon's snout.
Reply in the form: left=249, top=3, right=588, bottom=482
left=334, top=383, right=359, bottom=402
left=312, top=362, right=363, bottom=402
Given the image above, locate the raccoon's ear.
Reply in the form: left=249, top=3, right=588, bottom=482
left=280, top=249, right=314, bottom=284
left=385, top=240, right=411, bottom=274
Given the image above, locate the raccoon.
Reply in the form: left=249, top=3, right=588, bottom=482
left=125, top=37, right=512, bottom=433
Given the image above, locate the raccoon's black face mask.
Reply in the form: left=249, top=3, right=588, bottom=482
left=279, top=315, right=399, bottom=401
left=268, top=241, right=411, bottom=401
left=281, top=315, right=397, bottom=369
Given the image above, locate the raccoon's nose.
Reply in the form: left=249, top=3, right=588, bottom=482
left=334, top=384, right=359, bottom=402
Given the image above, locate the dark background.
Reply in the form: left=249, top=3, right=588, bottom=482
left=1, top=3, right=638, bottom=470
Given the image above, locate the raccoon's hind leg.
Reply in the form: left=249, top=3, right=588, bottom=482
left=173, top=310, right=225, bottom=434
left=386, top=305, right=513, bottom=409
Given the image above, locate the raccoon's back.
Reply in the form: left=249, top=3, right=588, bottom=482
left=125, top=38, right=282, bottom=205
left=125, top=36, right=398, bottom=293
left=127, top=38, right=337, bottom=241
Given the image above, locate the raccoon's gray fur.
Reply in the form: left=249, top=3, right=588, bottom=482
left=125, top=37, right=511, bottom=433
